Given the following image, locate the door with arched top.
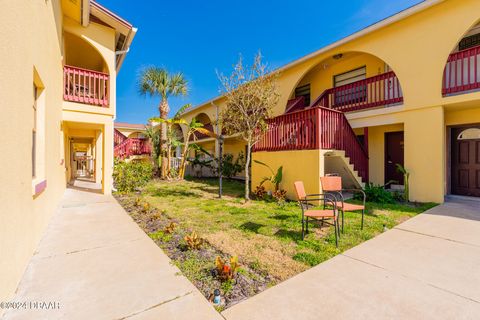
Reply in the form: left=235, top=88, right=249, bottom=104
left=451, top=126, right=480, bottom=197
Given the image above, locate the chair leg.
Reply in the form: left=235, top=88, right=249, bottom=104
left=302, top=219, right=305, bottom=240
left=334, top=219, right=338, bottom=247
left=361, top=209, right=365, bottom=230
left=306, top=217, right=309, bottom=234
left=341, top=210, right=345, bottom=233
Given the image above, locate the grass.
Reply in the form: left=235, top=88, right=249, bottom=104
left=136, top=177, right=437, bottom=282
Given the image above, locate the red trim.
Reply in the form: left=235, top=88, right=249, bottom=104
left=91, top=1, right=133, bottom=29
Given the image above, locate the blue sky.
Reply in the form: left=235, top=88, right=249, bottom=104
left=98, top=0, right=423, bottom=124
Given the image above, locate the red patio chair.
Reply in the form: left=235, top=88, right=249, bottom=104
left=320, top=176, right=366, bottom=231
left=293, top=181, right=339, bottom=246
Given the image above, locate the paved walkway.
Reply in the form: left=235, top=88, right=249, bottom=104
left=223, top=199, right=480, bottom=320
left=2, top=189, right=221, bottom=320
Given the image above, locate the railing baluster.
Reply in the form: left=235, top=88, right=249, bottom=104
left=63, top=65, right=109, bottom=107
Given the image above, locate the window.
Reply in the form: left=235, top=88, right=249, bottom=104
left=459, top=33, right=480, bottom=51
left=457, top=128, right=480, bottom=140
left=32, top=85, right=38, bottom=177
left=333, top=67, right=367, bottom=106
left=32, top=68, right=46, bottom=196
left=295, top=84, right=311, bottom=106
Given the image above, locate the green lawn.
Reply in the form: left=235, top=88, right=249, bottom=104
left=133, top=178, right=436, bottom=281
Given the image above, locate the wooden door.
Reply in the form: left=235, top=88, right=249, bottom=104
left=385, top=132, right=404, bottom=186
left=451, top=127, right=480, bottom=197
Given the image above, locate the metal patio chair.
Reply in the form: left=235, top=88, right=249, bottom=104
left=293, top=181, right=339, bottom=246
left=320, top=176, right=366, bottom=231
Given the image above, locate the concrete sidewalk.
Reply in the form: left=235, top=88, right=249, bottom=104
left=223, top=199, right=480, bottom=320
left=2, top=189, right=221, bottom=320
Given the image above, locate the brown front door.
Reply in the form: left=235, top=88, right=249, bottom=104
left=451, top=126, right=480, bottom=197
left=385, top=131, right=404, bottom=186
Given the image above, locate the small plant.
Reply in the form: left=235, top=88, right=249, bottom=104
left=253, top=185, right=267, bottom=199
left=164, top=222, right=177, bottom=234
left=134, top=197, right=142, bottom=206
left=141, top=202, right=150, bottom=213
left=220, top=279, right=234, bottom=295
left=214, top=256, right=240, bottom=281
left=184, top=231, right=203, bottom=250
left=272, top=189, right=287, bottom=204
left=253, top=160, right=283, bottom=192
left=356, top=183, right=395, bottom=204
left=396, top=164, right=410, bottom=202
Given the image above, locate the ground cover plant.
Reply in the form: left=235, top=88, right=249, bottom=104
left=115, top=178, right=436, bottom=310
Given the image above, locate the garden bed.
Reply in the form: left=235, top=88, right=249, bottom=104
left=115, top=178, right=436, bottom=310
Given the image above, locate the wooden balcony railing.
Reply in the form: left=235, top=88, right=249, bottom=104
left=114, top=129, right=127, bottom=146
left=443, top=44, right=480, bottom=95
left=254, top=107, right=368, bottom=181
left=114, top=138, right=151, bottom=159
left=312, top=71, right=403, bottom=112
left=63, top=65, right=109, bottom=107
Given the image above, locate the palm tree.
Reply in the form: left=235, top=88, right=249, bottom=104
left=150, top=104, right=216, bottom=180
left=138, top=67, right=188, bottom=178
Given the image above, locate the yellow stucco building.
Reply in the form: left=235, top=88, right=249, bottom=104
left=180, top=0, right=480, bottom=203
left=0, top=0, right=135, bottom=306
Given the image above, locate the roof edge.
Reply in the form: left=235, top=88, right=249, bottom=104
left=183, top=0, right=444, bottom=115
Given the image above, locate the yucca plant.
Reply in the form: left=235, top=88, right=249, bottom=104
left=396, top=163, right=410, bottom=202
left=253, top=160, right=283, bottom=192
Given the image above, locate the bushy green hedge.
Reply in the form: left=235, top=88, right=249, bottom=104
left=355, top=183, right=395, bottom=204
left=113, top=159, right=153, bottom=192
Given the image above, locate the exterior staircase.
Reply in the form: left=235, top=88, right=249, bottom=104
left=114, top=129, right=151, bottom=160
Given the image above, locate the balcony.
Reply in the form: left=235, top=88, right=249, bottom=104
left=443, top=44, right=480, bottom=96
left=253, top=107, right=369, bottom=181
left=114, top=138, right=151, bottom=159
left=63, top=65, right=109, bottom=107
left=313, top=71, right=403, bottom=112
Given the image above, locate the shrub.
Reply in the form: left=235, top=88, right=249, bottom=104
left=216, top=152, right=245, bottom=178
left=356, top=183, right=395, bottom=204
left=113, top=159, right=153, bottom=192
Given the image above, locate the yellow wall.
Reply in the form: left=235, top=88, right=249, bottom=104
left=0, top=0, right=122, bottom=308
left=0, top=0, right=65, bottom=307
left=367, top=124, right=404, bottom=185
left=252, top=150, right=322, bottom=200
left=181, top=0, right=480, bottom=203
left=297, top=52, right=385, bottom=102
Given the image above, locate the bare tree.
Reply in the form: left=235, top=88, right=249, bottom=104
left=218, top=53, right=279, bottom=200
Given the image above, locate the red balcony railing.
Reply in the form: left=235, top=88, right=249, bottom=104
left=114, top=138, right=151, bottom=159
left=254, top=107, right=368, bottom=181
left=443, top=44, right=480, bottom=95
left=311, top=71, right=403, bottom=112
left=63, top=65, right=109, bottom=107
left=114, top=129, right=127, bottom=146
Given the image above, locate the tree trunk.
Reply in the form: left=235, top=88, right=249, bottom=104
left=159, top=99, right=169, bottom=179
left=179, top=132, right=192, bottom=179
left=244, top=140, right=251, bottom=201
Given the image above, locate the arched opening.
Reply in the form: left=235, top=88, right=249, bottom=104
left=127, top=131, right=146, bottom=139
left=172, top=124, right=184, bottom=158
left=192, top=113, right=214, bottom=140
left=442, top=22, right=480, bottom=96
left=285, top=51, right=403, bottom=113
left=63, top=32, right=110, bottom=106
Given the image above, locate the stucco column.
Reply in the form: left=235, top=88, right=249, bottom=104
left=95, top=130, right=103, bottom=184
left=103, top=120, right=114, bottom=194
left=404, top=106, right=445, bottom=203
